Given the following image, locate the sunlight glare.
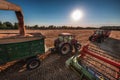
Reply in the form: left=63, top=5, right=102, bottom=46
left=71, top=9, right=83, bottom=21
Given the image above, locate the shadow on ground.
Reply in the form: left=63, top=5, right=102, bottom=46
left=0, top=53, right=80, bottom=80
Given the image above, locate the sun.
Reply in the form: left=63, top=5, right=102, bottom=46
left=71, top=9, right=83, bottom=21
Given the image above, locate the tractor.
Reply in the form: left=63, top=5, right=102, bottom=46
left=51, top=33, right=81, bottom=55
left=89, top=30, right=111, bottom=43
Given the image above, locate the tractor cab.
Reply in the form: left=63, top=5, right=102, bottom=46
left=58, top=33, right=75, bottom=43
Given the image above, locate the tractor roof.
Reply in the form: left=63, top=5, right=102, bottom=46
left=59, top=33, right=74, bottom=36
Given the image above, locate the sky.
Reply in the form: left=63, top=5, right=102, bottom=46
left=0, top=0, right=120, bottom=27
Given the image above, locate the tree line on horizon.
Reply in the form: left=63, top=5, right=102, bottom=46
left=0, top=21, right=18, bottom=29
left=0, top=21, right=120, bottom=30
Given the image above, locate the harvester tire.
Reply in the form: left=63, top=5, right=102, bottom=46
left=60, top=43, right=72, bottom=55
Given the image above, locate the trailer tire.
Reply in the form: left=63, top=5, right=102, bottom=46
left=26, top=58, right=41, bottom=70
left=60, top=43, right=72, bottom=55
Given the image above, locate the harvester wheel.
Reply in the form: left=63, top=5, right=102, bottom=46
left=26, top=58, right=41, bottom=70
left=60, top=43, right=72, bottom=55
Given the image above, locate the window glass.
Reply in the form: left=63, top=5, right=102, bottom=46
left=59, top=36, right=63, bottom=41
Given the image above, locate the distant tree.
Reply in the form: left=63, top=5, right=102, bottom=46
left=62, top=26, right=67, bottom=29
left=100, top=26, right=120, bottom=30
left=0, top=21, right=2, bottom=26
left=33, top=25, right=39, bottom=29
left=14, top=22, right=18, bottom=29
left=3, top=22, right=13, bottom=29
left=25, top=25, right=30, bottom=29
left=48, top=25, right=54, bottom=29
left=0, top=21, right=2, bottom=29
left=2, top=22, right=7, bottom=29
left=40, top=26, right=46, bottom=29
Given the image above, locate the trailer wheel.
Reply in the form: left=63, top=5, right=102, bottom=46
left=26, top=58, right=41, bottom=70
left=60, top=43, right=72, bottom=55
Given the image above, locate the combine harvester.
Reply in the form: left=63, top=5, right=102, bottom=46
left=66, top=41, right=120, bottom=80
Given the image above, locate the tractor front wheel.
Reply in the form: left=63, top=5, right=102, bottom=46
left=60, top=43, right=72, bottom=55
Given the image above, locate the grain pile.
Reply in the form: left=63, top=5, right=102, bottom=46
left=0, top=33, right=44, bottom=44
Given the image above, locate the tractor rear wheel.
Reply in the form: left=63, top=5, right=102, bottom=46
left=89, top=36, right=93, bottom=41
left=60, top=43, right=72, bottom=55
left=75, top=43, right=81, bottom=52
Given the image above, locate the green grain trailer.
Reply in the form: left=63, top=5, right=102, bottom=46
left=0, top=36, right=45, bottom=70
left=0, top=0, right=45, bottom=70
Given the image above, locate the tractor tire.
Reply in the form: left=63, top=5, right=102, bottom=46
left=89, top=36, right=93, bottom=41
left=76, top=43, right=81, bottom=51
left=60, top=43, right=72, bottom=55
left=26, top=58, right=41, bottom=70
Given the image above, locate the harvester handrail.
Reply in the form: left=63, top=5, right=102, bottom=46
left=81, top=56, right=119, bottom=79
left=88, top=45, right=119, bottom=61
left=83, top=55, right=117, bottom=72
left=88, top=45, right=119, bottom=59
left=82, top=45, right=120, bottom=68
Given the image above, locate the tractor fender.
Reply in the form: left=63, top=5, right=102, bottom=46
left=59, top=42, right=66, bottom=48
left=59, top=42, right=72, bottom=49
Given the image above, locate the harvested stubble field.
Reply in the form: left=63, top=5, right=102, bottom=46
left=0, top=29, right=94, bottom=47
left=0, top=29, right=119, bottom=80
left=0, top=30, right=119, bottom=47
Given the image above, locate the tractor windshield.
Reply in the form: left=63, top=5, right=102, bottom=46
left=58, top=36, right=64, bottom=42
left=58, top=35, right=73, bottom=42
